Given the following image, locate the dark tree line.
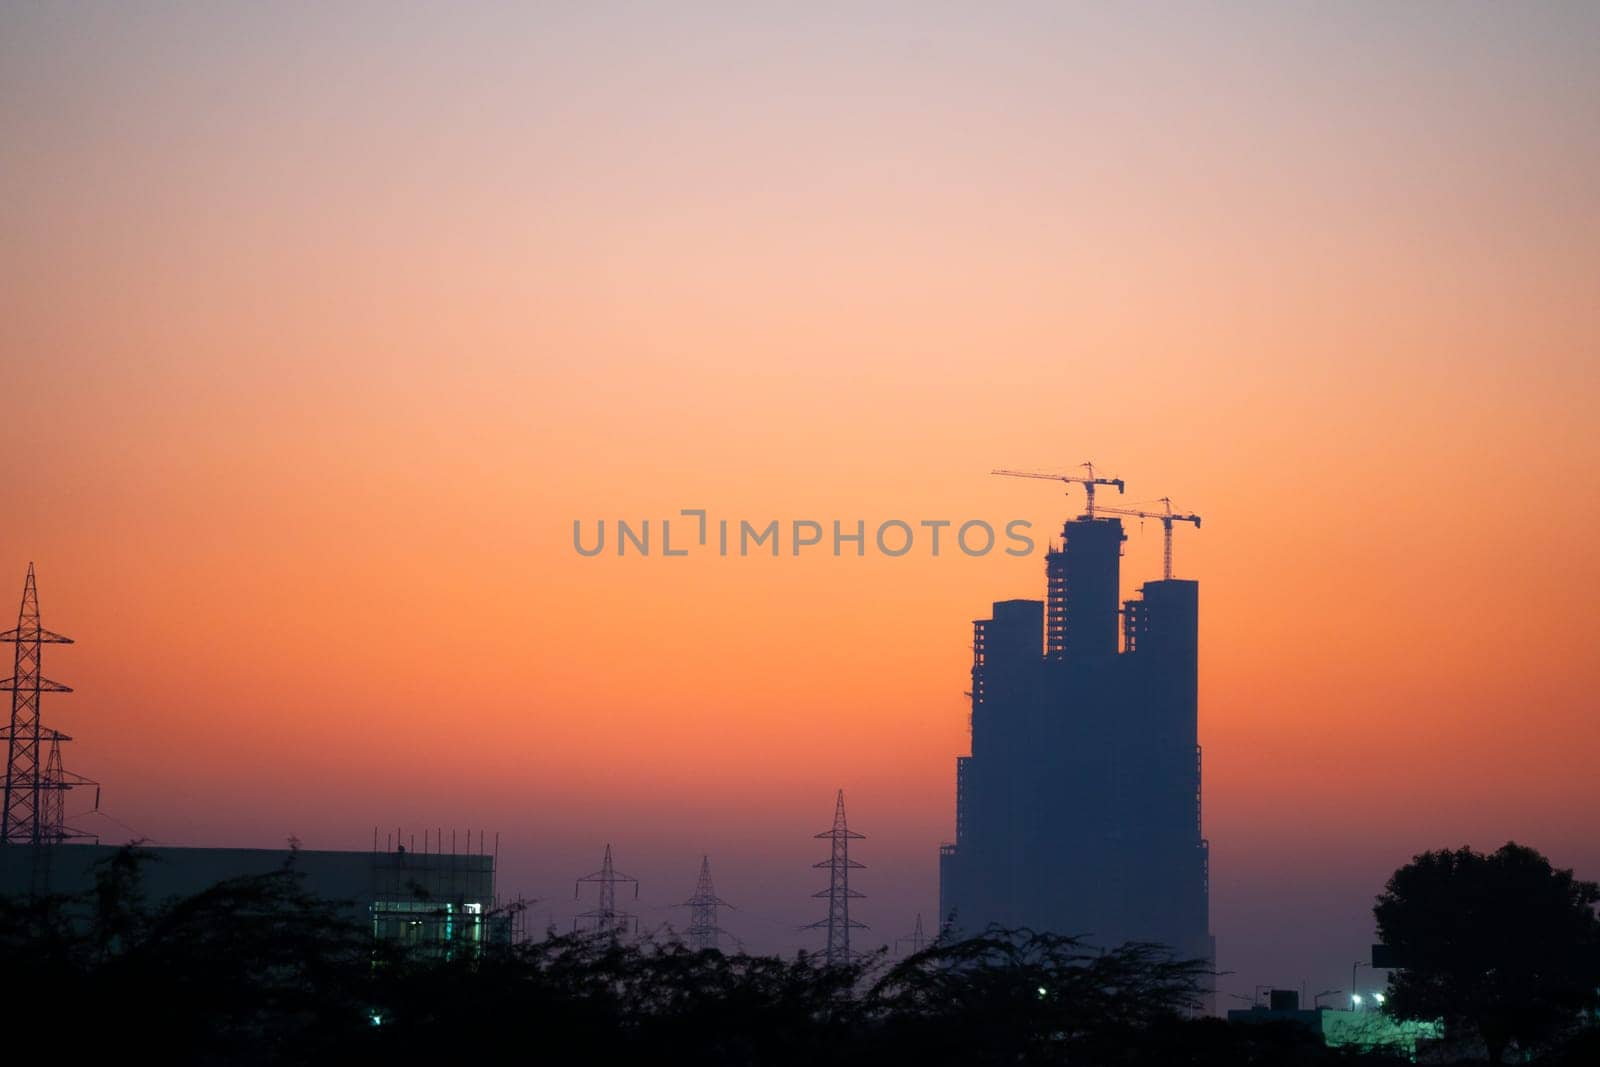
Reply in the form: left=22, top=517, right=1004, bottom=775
left=3, top=844, right=1598, bottom=1065
left=0, top=846, right=1330, bottom=1065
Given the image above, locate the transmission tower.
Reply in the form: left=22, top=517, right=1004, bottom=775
left=807, top=789, right=866, bottom=966
left=1, top=564, right=76, bottom=846
left=574, top=843, right=639, bottom=937
left=39, top=729, right=98, bottom=843
left=896, top=913, right=927, bottom=956
left=682, top=854, right=733, bottom=952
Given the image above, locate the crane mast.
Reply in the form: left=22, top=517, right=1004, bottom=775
left=1096, top=497, right=1201, bottom=580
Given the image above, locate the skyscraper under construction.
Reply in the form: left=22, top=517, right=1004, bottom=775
left=939, top=508, right=1213, bottom=986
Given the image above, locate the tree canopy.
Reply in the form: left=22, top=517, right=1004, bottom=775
left=1374, top=842, right=1600, bottom=1064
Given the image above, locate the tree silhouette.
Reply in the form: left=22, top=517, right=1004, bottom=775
left=1374, top=842, right=1600, bottom=1064
left=1, top=845, right=1472, bottom=1064
left=0, top=845, right=375, bottom=1064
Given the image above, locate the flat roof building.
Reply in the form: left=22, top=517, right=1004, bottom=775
left=0, top=840, right=505, bottom=954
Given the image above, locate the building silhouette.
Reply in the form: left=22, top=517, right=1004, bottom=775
left=939, top=513, right=1213, bottom=995
left=0, top=836, right=512, bottom=955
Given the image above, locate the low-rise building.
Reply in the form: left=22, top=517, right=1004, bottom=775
left=0, top=841, right=505, bottom=953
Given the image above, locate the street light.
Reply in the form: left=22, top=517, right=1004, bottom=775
left=1352, top=994, right=1363, bottom=1008
left=1352, top=961, right=1368, bottom=1008
left=1374, top=992, right=1386, bottom=1007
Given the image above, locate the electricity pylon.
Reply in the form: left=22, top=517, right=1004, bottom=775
left=682, top=854, right=733, bottom=952
left=896, top=913, right=927, bottom=956
left=1, top=564, right=75, bottom=845
left=807, top=789, right=865, bottom=966
left=39, top=729, right=97, bottom=843
left=574, top=843, right=638, bottom=938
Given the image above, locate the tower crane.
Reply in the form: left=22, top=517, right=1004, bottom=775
left=1096, top=497, right=1201, bottom=580
left=990, top=463, right=1125, bottom=519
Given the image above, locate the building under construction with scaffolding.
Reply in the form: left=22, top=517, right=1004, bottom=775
left=939, top=471, right=1214, bottom=1001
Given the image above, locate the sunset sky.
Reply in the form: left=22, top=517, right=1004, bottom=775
left=2, top=3, right=1597, bottom=1002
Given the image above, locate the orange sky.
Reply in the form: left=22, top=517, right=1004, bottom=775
left=2, top=3, right=1597, bottom=1000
